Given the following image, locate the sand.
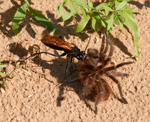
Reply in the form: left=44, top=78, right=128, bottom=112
left=0, top=0, right=150, bottom=122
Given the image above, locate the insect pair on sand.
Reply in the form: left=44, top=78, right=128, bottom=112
left=23, top=35, right=88, bottom=76
left=22, top=34, right=132, bottom=114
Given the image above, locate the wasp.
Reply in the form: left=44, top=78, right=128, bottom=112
left=41, top=35, right=86, bottom=60
left=41, top=35, right=88, bottom=74
left=21, top=35, right=88, bottom=76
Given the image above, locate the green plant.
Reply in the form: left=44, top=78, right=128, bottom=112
left=12, top=0, right=57, bottom=35
left=0, top=62, right=8, bottom=93
left=57, top=0, right=139, bottom=57
left=0, top=60, right=30, bottom=93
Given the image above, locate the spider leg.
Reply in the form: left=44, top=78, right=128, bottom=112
left=86, top=56, right=99, bottom=68
left=116, top=61, right=133, bottom=68
left=106, top=33, right=113, bottom=58
left=108, top=71, right=129, bottom=77
left=99, top=33, right=114, bottom=67
left=100, top=34, right=105, bottom=54
left=81, top=73, right=95, bottom=96
left=94, top=79, right=103, bottom=114
left=105, top=72, right=128, bottom=104
left=103, top=34, right=109, bottom=54
left=103, top=61, right=133, bottom=72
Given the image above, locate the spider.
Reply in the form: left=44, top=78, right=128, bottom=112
left=79, top=33, right=132, bottom=114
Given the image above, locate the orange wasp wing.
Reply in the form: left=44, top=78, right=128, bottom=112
left=41, top=35, right=74, bottom=51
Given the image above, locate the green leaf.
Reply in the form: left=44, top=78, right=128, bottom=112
left=92, top=13, right=107, bottom=28
left=126, top=12, right=136, bottom=23
left=114, top=14, right=124, bottom=29
left=28, top=6, right=57, bottom=33
left=75, top=14, right=90, bottom=32
left=0, top=72, right=6, bottom=77
left=107, top=13, right=114, bottom=30
left=61, top=9, right=74, bottom=21
left=96, top=3, right=113, bottom=15
left=4, top=80, right=8, bottom=88
left=0, top=81, right=3, bottom=84
left=88, top=0, right=93, bottom=9
left=125, top=13, right=139, bottom=57
left=124, top=6, right=135, bottom=13
left=20, top=68, right=31, bottom=76
left=24, top=0, right=30, bottom=7
left=80, top=6, right=86, bottom=18
left=0, top=88, right=5, bottom=93
left=92, top=17, right=99, bottom=31
left=119, top=11, right=139, bottom=57
left=56, top=0, right=65, bottom=17
left=12, top=3, right=27, bottom=35
left=0, top=65, right=6, bottom=68
left=72, top=2, right=81, bottom=16
left=66, top=1, right=76, bottom=13
left=116, top=1, right=127, bottom=10
left=72, top=0, right=88, bottom=11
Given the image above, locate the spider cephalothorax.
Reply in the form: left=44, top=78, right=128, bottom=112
left=79, top=33, right=132, bottom=114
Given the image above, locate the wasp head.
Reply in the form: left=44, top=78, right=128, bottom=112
left=76, top=51, right=86, bottom=60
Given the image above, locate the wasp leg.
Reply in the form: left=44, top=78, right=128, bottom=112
left=65, top=55, right=71, bottom=73
left=69, top=56, right=74, bottom=72
left=61, top=55, right=71, bottom=82
left=18, top=52, right=66, bottom=62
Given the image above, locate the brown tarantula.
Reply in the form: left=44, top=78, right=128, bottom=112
left=79, top=33, right=132, bottom=114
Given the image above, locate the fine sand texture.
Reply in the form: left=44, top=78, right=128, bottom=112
left=0, top=0, right=150, bottom=122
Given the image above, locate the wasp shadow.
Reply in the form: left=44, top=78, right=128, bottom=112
left=6, top=42, right=89, bottom=109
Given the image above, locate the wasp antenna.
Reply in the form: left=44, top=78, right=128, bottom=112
left=85, top=36, right=91, bottom=52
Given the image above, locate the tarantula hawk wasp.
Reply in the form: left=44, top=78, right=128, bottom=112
left=21, top=35, right=89, bottom=77
left=79, top=33, right=133, bottom=114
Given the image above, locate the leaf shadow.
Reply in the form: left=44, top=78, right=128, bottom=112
left=0, top=0, right=33, bottom=38
left=45, top=11, right=89, bottom=41
left=109, top=33, right=133, bottom=57
left=128, top=0, right=150, bottom=9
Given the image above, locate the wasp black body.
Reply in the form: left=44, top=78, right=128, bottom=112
left=40, top=35, right=87, bottom=76
left=41, top=35, right=86, bottom=61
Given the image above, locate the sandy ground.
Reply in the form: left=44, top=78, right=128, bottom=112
left=0, top=0, right=150, bottom=122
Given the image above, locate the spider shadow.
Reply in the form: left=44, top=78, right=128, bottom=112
left=31, top=54, right=96, bottom=111
left=48, top=58, right=95, bottom=112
